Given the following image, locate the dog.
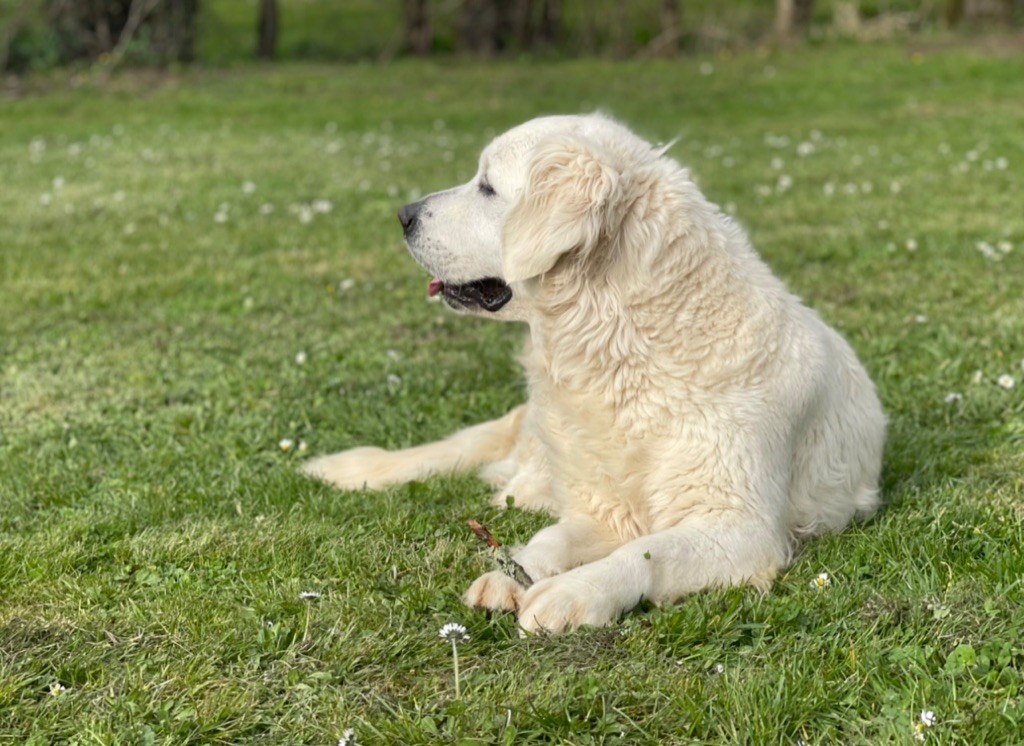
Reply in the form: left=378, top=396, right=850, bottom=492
left=303, top=114, right=886, bottom=633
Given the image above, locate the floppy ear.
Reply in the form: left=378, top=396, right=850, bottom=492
left=501, top=136, right=621, bottom=284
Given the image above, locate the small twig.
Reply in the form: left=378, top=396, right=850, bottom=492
left=467, top=519, right=533, bottom=588
left=467, top=518, right=502, bottom=549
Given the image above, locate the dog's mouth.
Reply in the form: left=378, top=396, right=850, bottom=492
left=428, top=277, right=512, bottom=312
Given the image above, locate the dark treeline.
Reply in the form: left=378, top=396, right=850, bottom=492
left=2, top=0, right=1022, bottom=73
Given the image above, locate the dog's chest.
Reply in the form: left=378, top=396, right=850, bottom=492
left=532, top=378, right=653, bottom=539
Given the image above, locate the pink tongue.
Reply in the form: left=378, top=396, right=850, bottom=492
left=428, top=278, right=443, bottom=297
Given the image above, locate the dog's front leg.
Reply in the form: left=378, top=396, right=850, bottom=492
left=516, top=511, right=789, bottom=633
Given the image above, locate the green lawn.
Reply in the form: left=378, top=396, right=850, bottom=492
left=1, top=45, right=1023, bottom=744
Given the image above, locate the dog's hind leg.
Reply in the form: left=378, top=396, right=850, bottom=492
left=301, top=406, right=525, bottom=491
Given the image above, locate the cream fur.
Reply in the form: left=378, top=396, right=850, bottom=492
left=302, top=114, right=886, bottom=634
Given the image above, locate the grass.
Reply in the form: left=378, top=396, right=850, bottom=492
left=1, top=43, right=1023, bottom=744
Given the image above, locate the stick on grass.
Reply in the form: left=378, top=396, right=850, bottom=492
left=467, top=519, right=534, bottom=588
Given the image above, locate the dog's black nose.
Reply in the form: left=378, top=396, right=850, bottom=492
left=398, top=201, right=422, bottom=235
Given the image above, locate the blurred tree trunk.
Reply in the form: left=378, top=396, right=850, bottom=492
left=948, top=0, right=1016, bottom=24
left=403, top=0, right=432, bottom=54
left=511, top=0, right=534, bottom=49
left=775, top=0, right=815, bottom=37
left=459, top=0, right=542, bottom=55
left=257, top=0, right=278, bottom=60
left=0, top=0, right=32, bottom=70
left=155, top=0, right=197, bottom=63
left=640, top=0, right=682, bottom=56
left=579, top=1, right=597, bottom=53
left=536, top=0, right=562, bottom=46
left=945, top=0, right=965, bottom=24
left=459, top=0, right=499, bottom=55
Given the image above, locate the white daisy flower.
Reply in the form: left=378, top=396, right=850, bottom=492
left=796, top=141, right=815, bottom=156
left=699, top=62, right=714, bottom=75
left=905, top=238, right=918, bottom=251
left=278, top=438, right=295, bottom=452
left=810, top=572, right=831, bottom=590
left=49, top=682, right=67, bottom=696
left=914, top=709, right=937, bottom=740
left=338, top=728, right=357, bottom=746
left=242, top=180, right=256, bottom=194
left=299, top=591, right=321, bottom=601
left=975, top=241, right=998, bottom=261
left=944, top=392, right=963, bottom=404
left=259, top=203, right=274, bottom=215
left=338, top=278, right=356, bottom=292
left=295, top=351, right=308, bottom=365
left=312, top=199, right=333, bottom=214
left=997, top=374, right=1015, bottom=390
left=439, top=622, right=469, bottom=644
left=40, top=193, right=53, bottom=206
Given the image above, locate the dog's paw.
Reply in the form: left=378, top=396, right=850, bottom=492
left=300, top=447, right=389, bottom=490
left=517, top=571, right=626, bottom=634
left=464, top=571, right=524, bottom=612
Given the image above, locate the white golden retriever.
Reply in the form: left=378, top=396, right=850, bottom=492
left=303, top=114, right=885, bottom=633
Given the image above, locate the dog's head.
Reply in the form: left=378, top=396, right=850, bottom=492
left=400, top=114, right=665, bottom=319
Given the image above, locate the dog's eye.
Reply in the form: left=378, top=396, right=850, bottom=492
left=479, top=179, right=496, bottom=197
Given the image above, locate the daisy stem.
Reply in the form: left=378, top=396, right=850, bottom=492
left=451, top=640, right=461, bottom=699
left=303, top=604, right=312, bottom=644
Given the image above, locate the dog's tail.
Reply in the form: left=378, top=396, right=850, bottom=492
left=301, top=406, right=525, bottom=491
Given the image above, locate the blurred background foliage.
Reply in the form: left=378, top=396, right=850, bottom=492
left=1, top=0, right=1022, bottom=74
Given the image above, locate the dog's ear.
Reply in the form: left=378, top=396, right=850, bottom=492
left=502, top=136, right=621, bottom=284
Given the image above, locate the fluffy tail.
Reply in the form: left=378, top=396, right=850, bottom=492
left=301, top=406, right=525, bottom=491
